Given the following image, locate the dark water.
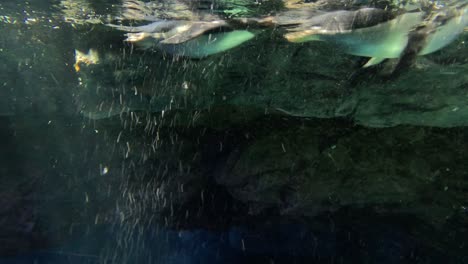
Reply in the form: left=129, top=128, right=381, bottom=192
left=1, top=1, right=467, bottom=263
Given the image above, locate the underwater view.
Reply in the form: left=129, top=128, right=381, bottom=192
left=0, top=0, right=467, bottom=263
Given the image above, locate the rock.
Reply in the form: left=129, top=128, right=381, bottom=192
left=216, top=124, right=468, bottom=228
left=352, top=63, right=468, bottom=127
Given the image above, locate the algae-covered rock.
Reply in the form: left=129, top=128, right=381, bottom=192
left=353, top=62, right=468, bottom=127
left=215, top=123, right=468, bottom=228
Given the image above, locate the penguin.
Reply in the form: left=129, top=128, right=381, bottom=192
left=108, top=20, right=255, bottom=58
left=394, top=3, right=468, bottom=74
left=281, top=5, right=467, bottom=67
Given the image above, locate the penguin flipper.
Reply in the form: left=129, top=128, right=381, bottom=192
left=363, top=57, right=386, bottom=67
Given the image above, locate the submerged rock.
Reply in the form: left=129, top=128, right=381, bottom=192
left=214, top=122, right=468, bottom=229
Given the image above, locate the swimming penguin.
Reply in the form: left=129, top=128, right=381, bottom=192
left=393, top=3, right=468, bottom=74
left=281, top=5, right=468, bottom=67
left=107, top=20, right=255, bottom=58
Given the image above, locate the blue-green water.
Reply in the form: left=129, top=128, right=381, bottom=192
left=1, top=1, right=467, bottom=263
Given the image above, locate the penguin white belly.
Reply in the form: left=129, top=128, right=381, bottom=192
left=156, top=30, right=255, bottom=58
left=419, top=8, right=468, bottom=55
left=322, top=12, right=424, bottom=59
